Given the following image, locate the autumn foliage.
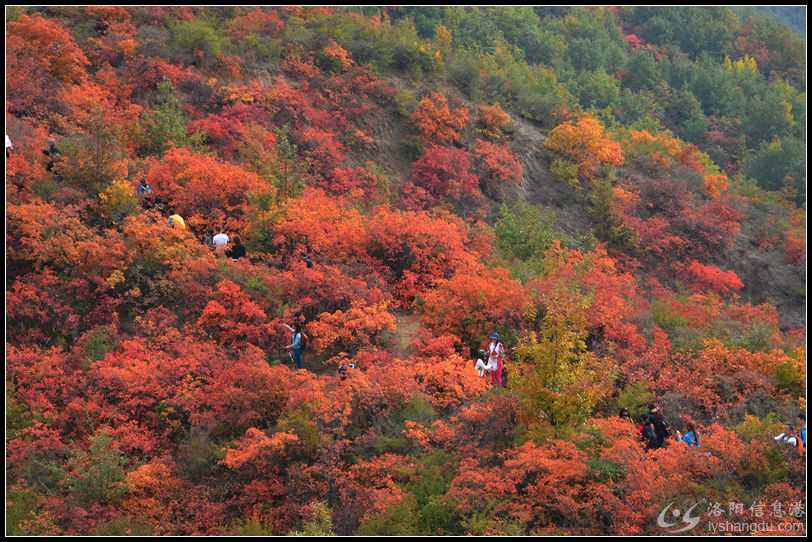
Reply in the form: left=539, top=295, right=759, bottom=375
left=544, top=114, right=624, bottom=179
left=5, top=6, right=805, bottom=537
left=411, top=92, right=469, bottom=145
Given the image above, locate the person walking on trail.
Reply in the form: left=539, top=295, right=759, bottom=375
left=43, top=137, right=61, bottom=173
left=281, top=322, right=307, bottom=369
left=212, top=229, right=230, bottom=256
left=6, top=134, right=13, bottom=157
left=676, top=422, right=701, bottom=448
left=338, top=362, right=356, bottom=380
left=167, top=209, right=186, bottom=230
left=798, top=413, right=806, bottom=449
left=137, top=179, right=155, bottom=209
left=486, top=332, right=506, bottom=386
left=226, top=236, right=246, bottom=260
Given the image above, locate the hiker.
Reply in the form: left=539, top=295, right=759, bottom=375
left=281, top=321, right=307, bottom=370
left=619, top=408, right=633, bottom=422
left=774, top=425, right=801, bottom=448
left=642, top=419, right=660, bottom=451
left=474, top=348, right=494, bottom=377
left=338, top=362, right=356, bottom=380
left=5, top=134, right=12, bottom=157
left=774, top=416, right=805, bottom=454
left=137, top=178, right=153, bottom=196
left=647, top=404, right=672, bottom=448
left=167, top=209, right=186, bottom=230
left=303, top=253, right=314, bottom=268
left=137, top=179, right=155, bottom=209
left=486, top=332, right=506, bottom=386
left=226, top=236, right=246, bottom=260
left=212, top=229, right=230, bottom=256
left=43, top=138, right=59, bottom=172
left=676, top=422, right=701, bottom=448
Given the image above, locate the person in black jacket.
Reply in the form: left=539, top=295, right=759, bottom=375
left=647, top=404, right=672, bottom=449
left=226, top=237, right=246, bottom=260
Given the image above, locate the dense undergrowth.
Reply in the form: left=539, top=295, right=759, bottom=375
left=5, top=6, right=806, bottom=536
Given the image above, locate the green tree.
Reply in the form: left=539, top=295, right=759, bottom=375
left=495, top=201, right=556, bottom=262
left=513, top=307, right=613, bottom=441
left=139, top=79, right=192, bottom=156
left=171, top=18, right=225, bottom=66
left=288, top=501, right=336, bottom=536
left=744, top=84, right=796, bottom=147
left=357, top=495, right=419, bottom=535
left=624, top=52, right=659, bottom=92
left=64, top=430, right=128, bottom=506
left=744, top=136, right=805, bottom=201
left=574, top=69, right=621, bottom=109
left=664, top=88, right=707, bottom=142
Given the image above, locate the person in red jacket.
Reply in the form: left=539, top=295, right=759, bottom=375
left=486, top=332, right=506, bottom=386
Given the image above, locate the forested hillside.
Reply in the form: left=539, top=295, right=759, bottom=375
left=5, top=6, right=807, bottom=536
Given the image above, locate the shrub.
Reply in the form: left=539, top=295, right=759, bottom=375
left=65, top=430, right=128, bottom=506
left=171, top=18, right=225, bottom=65
left=495, top=200, right=556, bottom=262
left=138, top=79, right=192, bottom=156
left=357, top=495, right=419, bottom=535
left=288, top=501, right=335, bottom=536
left=99, top=179, right=139, bottom=223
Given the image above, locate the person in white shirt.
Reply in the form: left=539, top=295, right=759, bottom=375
left=774, top=425, right=800, bottom=447
left=212, top=230, right=230, bottom=255
left=474, top=349, right=494, bottom=377
left=6, top=134, right=13, bottom=157
left=486, top=332, right=506, bottom=386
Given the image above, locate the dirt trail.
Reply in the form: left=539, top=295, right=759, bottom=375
left=509, top=116, right=595, bottom=241
left=390, top=311, right=421, bottom=359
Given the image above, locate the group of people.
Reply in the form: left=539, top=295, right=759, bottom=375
left=474, top=332, right=508, bottom=387
left=204, top=228, right=247, bottom=260
left=620, top=405, right=806, bottom=455
left=134, top=179, right=248, bottom=261
left=5, top=133, right=56, bottom=168
left=620, top=404, right=702, bottom=451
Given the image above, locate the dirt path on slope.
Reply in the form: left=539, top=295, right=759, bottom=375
left=390, top=311, right=422, bottom=359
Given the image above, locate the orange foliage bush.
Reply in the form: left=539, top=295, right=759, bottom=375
left=476, top=102, right=512, bottom=140
left=411, top=92, right=469, bottom=145
left=680, top=260, right=744, bottom=295
left=4, top=7, right=804, bottom=537
left=421, top=267, right=528, bottom=348
left=146, top=147, right=273, bottom=233
left=544, top=114, right=624, bottom=179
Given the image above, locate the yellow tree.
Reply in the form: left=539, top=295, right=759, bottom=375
left=512, top=249, right=616, bottom=441
left=544, top=114, right=623, bottom=184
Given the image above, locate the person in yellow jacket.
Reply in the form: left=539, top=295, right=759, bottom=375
left=167, top=209, right=186, bottom=230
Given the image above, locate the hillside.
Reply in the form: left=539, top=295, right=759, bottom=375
left=5, top=6, right=807, bottom=536
left=749, top=6, right=806, bottom=35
